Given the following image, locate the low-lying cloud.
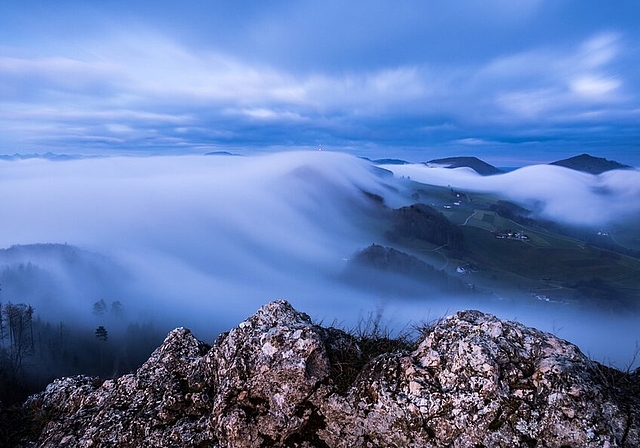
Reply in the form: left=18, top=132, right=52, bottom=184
left=0, top=152, right=399, bottom=330
left=0, top=151, right=638, bottom=368
left=383, top=163, right=640, bottom=227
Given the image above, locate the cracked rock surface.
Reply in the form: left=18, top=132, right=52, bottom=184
left=24, top=301, right=639, bottom=447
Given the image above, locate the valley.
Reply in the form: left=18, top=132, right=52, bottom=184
left=363, top=173, right=640, bottom=312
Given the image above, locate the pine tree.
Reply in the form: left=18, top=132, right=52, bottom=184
left=92, top=299, right=107, bottom=316
left=95, top=326, right=108, bottom=342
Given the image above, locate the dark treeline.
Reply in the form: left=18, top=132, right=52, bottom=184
left=0, top=296, right=166, bottom=405
left=345, top=244, right=468, bottom=296
left=387, top=203, right=465, bottom=252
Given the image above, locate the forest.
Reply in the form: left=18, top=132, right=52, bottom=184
left=0, top=292, right=166, bottom=405
left=386, top=203, right=465, bottom=252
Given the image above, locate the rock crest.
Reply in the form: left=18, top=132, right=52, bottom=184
left=25, top=300, right=639, bottom=447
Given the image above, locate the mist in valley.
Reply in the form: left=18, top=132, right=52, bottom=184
left=1, top=151, right=639, bottom=393
left=384, top=162, right=640, bottom=228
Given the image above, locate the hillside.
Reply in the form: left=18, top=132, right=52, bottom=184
left=371, top=158, right=410, bottom=165
left=550, top=153, right=631, bottom=174
left=427, top=156, right=503, bottom=175
left=0, top=244, right=130, bottom=320
left=8, top=300, right=639, bottom=447
left=386, top=203, right=465, bottom=251
left=341, top=244, right=464, bottom=295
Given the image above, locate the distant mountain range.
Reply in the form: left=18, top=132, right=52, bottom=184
left=204, top=151, right=241, bottom=157
left=0, top=153, right=88, bottom=161
left=370, top=158, right=410, bottom=165
left=549, top=153, right=631, bottom=174
left=1, top=151, right=632, bottom=176
left=374, top=153, right=632, bottom=176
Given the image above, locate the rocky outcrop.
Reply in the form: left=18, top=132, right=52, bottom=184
left=23, top=300, right=639, bottom=447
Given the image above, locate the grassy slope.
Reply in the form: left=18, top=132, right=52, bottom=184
left=408, top=183, right=640, bottom=308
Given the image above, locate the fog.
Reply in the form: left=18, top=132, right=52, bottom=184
left=0, top=152, right=403, bottom=331
left=384, top=162, right=640, bottom=227
left=0, top=151, right=638, bottom=369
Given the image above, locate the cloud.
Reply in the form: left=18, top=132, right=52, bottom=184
left=0, top=151, right=637, bottom=367
left=0, top=55, right=120, bottom=98
left=570, top=75, right=621, bottom=99
left=454, top=138, right=494, bottom=146
left=486, top=33, right=628, bottom=124
left=0, top=152, right=397, bottom=321
left=227, top=108, right=307, bottom=122
left=382, top=162, right=640, bottom=227
left=0, top=29, right=443, bottom=152
left=0, top=5, right=639, bottom=164
left=579, top=32, right=619, bottom=69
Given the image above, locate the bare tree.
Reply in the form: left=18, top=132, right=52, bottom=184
left=2, top=302, right=35, bottom=377
left=0, top=301, right=6, bottom=350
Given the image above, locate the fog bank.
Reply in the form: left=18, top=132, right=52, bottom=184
left=383, top=163, right=640, bottom=227
left=0, top=152, right=401, bottom=329
left=0, top=151, right=638, bottom=368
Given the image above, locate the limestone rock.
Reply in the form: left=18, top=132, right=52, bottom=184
left=319, top=310, right=639, bottom=447
left=22, top=301, right=639, bottom=447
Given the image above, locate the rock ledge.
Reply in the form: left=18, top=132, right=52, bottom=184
left=22, top=300, right=640, bottom=447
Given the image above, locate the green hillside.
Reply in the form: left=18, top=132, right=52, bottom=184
left=393, top=181, right=640, bottom=310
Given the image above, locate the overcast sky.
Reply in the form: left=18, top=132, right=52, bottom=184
left=1, top=1, right=639, bottom=165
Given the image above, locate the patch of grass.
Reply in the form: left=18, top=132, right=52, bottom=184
left=589, top=343, right=640, bottom=403
left=482, top=213, right=496, bottom=224
left=322, top=309, right=418, bottom=395
left=461, top=224, right=640, bottom=306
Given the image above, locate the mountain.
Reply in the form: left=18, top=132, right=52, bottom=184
left=204, top=150, right=241, bottom=156
left=550, top=153, right=631, bottom=174
left=427, top=156, right=503, bottom=175
left=9, top=300, right=639, bottom=447
left=371, top=158, right=410, bottom=165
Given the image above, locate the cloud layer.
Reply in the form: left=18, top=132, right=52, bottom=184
left=383, top=162, right=640, bottom=226
left=0, top=152, right=398, bottom=328
left=0, top=151, right=638, bottom=367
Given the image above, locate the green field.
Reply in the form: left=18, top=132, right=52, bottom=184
left=406, top=183, right=640, bottom=309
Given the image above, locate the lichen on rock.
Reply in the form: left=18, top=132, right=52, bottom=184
left=20, top=300, right=640, bottom=447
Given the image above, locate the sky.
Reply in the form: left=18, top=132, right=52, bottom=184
left=1, top=1, right=640, bottom=165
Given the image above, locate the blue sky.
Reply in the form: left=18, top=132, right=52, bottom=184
left=1, top=1, right=639, bottom=165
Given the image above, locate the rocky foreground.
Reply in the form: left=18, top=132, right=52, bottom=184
left=17, top=301, right=640, bottom=447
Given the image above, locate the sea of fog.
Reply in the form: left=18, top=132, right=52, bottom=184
left=0, top=151, right=639, bottom=368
